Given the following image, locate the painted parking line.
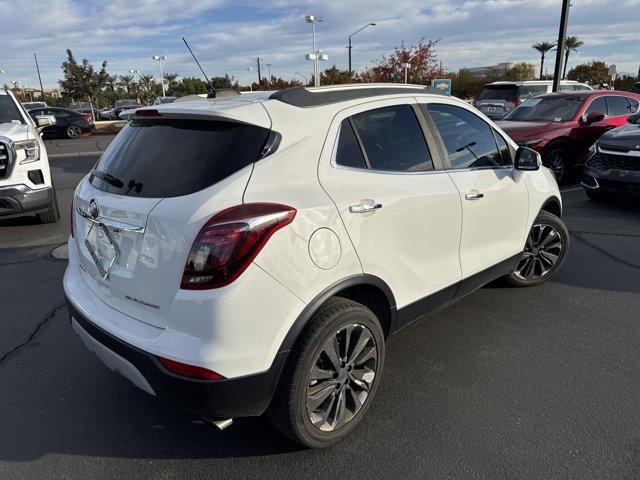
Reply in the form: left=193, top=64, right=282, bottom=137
left=49, top=151, right=102, bottom=159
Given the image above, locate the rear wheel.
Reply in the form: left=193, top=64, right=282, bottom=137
left=505, top=211, right=569, bottom=287
left=268, top=297, right=385, bottom=448
left=544, top=147, right=569, bottom=183
left=66, top=124, right=82, bottom=139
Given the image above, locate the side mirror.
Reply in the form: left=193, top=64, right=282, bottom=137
left=514, top=147, right=540, bottom=171
left=628, top=113, right=640, bottom=124
left=580, top=111, right=605, bottom=126
left=35, top=114, right=56, bottom=130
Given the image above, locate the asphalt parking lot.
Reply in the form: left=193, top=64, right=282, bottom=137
left=1, top=136, right=640, bottom=479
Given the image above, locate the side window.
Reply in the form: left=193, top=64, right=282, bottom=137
left=584, top=97, right=607, bottom=116
left=426, top=104, right=504, bottom=169
left=559, top=84, right=574, bottom=92
left=607, top=96, right=634, bottom=117
left=335, top=120, right=367, bottom=169
left=493, top=130, right=512, bottom=165
left=627, top=97, right=640, bottom=114
left=350, top=105, right=433, bottom=172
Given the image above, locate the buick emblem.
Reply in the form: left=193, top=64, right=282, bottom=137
left=89, top=199, right=99, bottom=220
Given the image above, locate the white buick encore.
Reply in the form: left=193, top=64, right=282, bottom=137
left=64, top=84, right=568, bottom=447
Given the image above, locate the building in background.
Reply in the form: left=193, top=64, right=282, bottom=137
left=460, top=62, right=514, bottom=77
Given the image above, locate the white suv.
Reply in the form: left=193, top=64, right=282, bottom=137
left=0, top=89, right=59, bottom=223
left=64, top=84, right=568, bottom=447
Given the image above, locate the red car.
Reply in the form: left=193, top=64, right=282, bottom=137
left=497, top=91, right=640, bottom=182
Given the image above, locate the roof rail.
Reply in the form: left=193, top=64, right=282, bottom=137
left=269, top=84, right=446, bottom=107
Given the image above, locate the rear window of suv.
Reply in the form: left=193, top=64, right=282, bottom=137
left=477, top=85, right=518, bottom=101
left=89, top=119, right=270, bottom=198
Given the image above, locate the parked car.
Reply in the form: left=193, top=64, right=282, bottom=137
left=65, top=84, right=568, bottom=448
left=0, top=89, right=59, bottom=223
left=98, top=107, right=116, bottom=121
left=152, top=96, right=177, bottom=105
left=22, top=101, right=48, bottom=110
left=497, top=91, right=640, bottom=182
left=114, top=99, right=142, bottom=119
left=69, top=101, right=97, bottom=122
left=28, top=107, right=94, bottom=139
left=582, top=112, right=640, bottom=199
left=474, top=80, right=593, bottom=119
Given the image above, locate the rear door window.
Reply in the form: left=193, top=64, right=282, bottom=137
left=607, top=96, right=634, bottom=116
left=350, top=105, right=433, bottom=172
left=89, top=119, right=270, bottom=198
left=335, top=120, right=367, bottom=169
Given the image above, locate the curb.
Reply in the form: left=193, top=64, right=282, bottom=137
left=49, top=151, right=103, bottom=159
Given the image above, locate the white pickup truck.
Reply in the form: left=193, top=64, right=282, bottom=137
left=0, top=88, right=59, bottom=223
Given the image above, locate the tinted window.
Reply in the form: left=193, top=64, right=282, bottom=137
left=519, top=85, right=548, bottom=99
left=335, top=120, right=367, bottom=169
left=427, top=104, right=503, bottom=169
left=574, top=85, right=591, bottom=91
left=90, top=119, right=270, bottom=198
left=505, top=96, right=584, bottom=121
left=493, top=130, right=512, bottom=165
left=0, top=95, right=24, bottom=124
left=627, top=97, right=640, bottom=114
left=584, top=97, right=607, bottom=116
left=350, top=105, right=433, bottom=172
left=477, top=85, right=517, bottom=101
left=607, top=96, right=634, bottom=116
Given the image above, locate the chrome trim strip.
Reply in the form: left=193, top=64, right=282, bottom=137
left=599, top=147, right=640, bottom=158
left=75, top=205, right=146, bottom=233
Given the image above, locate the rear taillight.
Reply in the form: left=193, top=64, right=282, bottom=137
left=513, top=97, right=522, bottom=107
left=157, top=356, right=225, bottom=380
left=181, top=203, right=296, bottom=290
left=83, top=114, right=92, bottom=123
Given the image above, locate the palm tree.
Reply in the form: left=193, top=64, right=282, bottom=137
left=163, top=73, right=178, bottom=93
left=532, top=41, right=556, bottom=79
left=118, top=74, right=134, bottom=93
left=563, top=36, right=584, bottom=79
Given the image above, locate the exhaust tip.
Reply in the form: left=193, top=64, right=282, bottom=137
left=203, top=417, right=234, bottom=431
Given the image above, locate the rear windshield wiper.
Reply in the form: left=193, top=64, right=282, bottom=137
left=90, top=169, right=124, bottom=188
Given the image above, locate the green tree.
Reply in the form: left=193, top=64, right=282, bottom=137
left=118, top=74, right=134, bottom=93
left=567, top=60, right=609, bottom=85
left=321, top=65, right=352, bottom=85
left=503, top=62, right=536, bottom=81
left=210, top=74, right=238, bottom=90
left=563, top=36, right=584, bottom=79
left=163, top=73, right=179, bottom=94
left=532, top=41, right=556, bottom=79
left=59, top=49, right=109, bottom=104
left=367, top=38, right=445, bottom=84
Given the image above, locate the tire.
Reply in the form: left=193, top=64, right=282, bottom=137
left=267, top=297, right=385, bottom=448
left=505, top=210, right=569, bottom=287
left=66, top=124, right=82, bottom=139
left=543, top=147, right=570, bottom=183
left=37, top=189, right=60, bottom=224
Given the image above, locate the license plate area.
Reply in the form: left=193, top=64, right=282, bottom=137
left=85, top=221, right=120, bottom=279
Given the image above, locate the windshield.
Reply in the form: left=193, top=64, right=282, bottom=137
left=504, top=96, right=584, bottom=122
left=477, top=85, right=517, bottom=101
left=0, top=95, right=25, bottom=124
left=89, top=119, right=270, bottom=198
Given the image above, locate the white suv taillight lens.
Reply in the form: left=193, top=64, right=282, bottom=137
left=181, top=203, right=296, bottom=290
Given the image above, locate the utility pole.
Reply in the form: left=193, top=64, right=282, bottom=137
left=34, top=53, right=44, bottom=102
left=257, top=57, right=262, bottom=86
left=552, top=0, right=571, bottom=92
left=347, top=23, right=375, bottom=79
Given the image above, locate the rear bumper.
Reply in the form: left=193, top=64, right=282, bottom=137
left=0, top=184, right=53, bottom=218
left=66, top=297, right=287, bottom=418
left=582, top=166, right=640, bottom=196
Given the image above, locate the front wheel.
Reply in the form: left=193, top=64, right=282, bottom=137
left=544, top=148, right=569, bottom=183
left=268, top=297, right=385, bottom=448
left=66, top=124, right=82, bottom=139
left=505, top=211, right=569, bottom=287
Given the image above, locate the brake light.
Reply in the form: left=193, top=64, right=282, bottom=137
left=181, top=203, right=296, bottom=289
left=82, top=114, right=92, bottom=123
left=157, top=356, right=225, bottom=380
left=513, top=97, right=522, bottom=107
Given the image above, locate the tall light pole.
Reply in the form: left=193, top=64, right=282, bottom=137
left=152, top=55, right=167, bottom=96
left=295, top=72, right=308, bottom=85
left=247, top=66, right=254, bottom=91
left=305, top=15, right=328, bottom=87
left=401, top=62, right=410, bottom=84
left=265, top=63, right=272, bottom=87
left=347, top=23, right=376, bottom=79
left=552, top=0, right=571, bottom=92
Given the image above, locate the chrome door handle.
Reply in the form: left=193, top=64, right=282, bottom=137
left=349, top=201, right=382, bottom=214
left=465, top=191, right=484, bottom=200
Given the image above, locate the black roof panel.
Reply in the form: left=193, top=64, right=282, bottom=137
left=269, top=85, right=446, bottom=108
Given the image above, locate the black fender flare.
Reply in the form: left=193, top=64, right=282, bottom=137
left=540, top=195, right=563, bottom=218
left=277, top=274, right=397, bottom=354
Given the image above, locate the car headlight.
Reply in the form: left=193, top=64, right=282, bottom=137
left=16, top=140, right=40, bottom=164
left=516, top=139, right=543, bottom=147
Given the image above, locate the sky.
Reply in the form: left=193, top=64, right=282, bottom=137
left=1, top=0, right=638, bottom=89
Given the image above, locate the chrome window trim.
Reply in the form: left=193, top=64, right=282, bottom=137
left=0, top=135, right=17, bottom=180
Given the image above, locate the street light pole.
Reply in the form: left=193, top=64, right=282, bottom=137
left=305, top=15, right=324, bottom=87
left=552, top=0, right=571, bottom=92
left=265, top=64, right=272, bottom=88
left=152, top=55, right=167, bottom=96
left=401, top=62, right=410, bottom=84
left=247, top=67, right=254, bottom=91
left=347, top=23, right=376, bottom=79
